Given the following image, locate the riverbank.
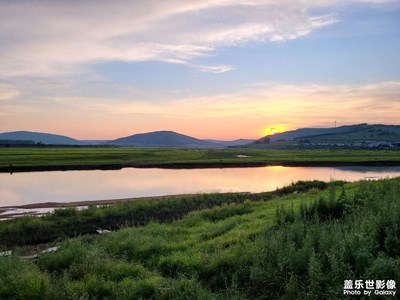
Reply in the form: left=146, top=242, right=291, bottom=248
left=1, top=147, right=400, bottom=173
left=0, top=193, right=208, bottom=220
left=0, top=180, right=331, bottom=247
left=1, top=177, right=399, bottom=299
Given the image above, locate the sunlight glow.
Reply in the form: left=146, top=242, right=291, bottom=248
left=263, top=126, right=286, bottom=136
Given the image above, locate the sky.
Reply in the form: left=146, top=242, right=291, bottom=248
left=0, top=0, right=399, bottom=140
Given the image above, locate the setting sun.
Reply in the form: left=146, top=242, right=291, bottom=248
left=263, top=126, right=286, bottom=136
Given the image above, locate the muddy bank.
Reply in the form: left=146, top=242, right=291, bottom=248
left=0, top=194, right=213, bottom=220
left=1, top=160, right=400, bottom=173
left=2, top=193, right=192, bottom=210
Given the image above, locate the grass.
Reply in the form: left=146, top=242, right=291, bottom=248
left=0, top=181, right=330, bottom=248
left=0, top=177, right=399, bottom=299
left=1, top=148, right=400, bottom=171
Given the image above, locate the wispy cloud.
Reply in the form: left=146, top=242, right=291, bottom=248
left=1, top=80, right=398, bottom=138
left=352, top=0, right=399, bottom=3
left=1, top=1, right=398, bottom=138
left=0, top=84, right=19, bottom=101
left=0, top=0, right=344, bottom=77
left=194, top=64, right=236, bottom=74
left=24, top=81, right=400, bottom=121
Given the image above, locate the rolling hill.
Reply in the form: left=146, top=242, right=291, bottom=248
left=0, top=130, right=253, bottom=148
left=299, top=124, right=400, bottom=143
left=3, top=125, right=399, bottom=148
left=252, top=124, right=400, bottom=146
left=0, top=131, right=84, bottom=145
left=108, top=131, right=221, bottom=148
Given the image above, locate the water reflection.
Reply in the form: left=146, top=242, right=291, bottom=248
left=1, top=166, right=400, bottom=207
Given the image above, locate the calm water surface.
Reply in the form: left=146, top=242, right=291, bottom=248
left=1, top=166, right=400, bottom=208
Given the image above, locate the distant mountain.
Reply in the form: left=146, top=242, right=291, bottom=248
left=108, top=131, right=220, bottom=148
left=0, top=130, right=255, bottom=148
left=205, top=139, right=255, bottom=147
left=252, top=124, right=400, bottom=145
left=0, top=131, right=84, bottom=145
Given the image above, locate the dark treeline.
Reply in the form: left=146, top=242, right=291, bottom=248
left=0, top=180, right=331, bottom=248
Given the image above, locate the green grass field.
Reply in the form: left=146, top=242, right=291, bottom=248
left=1, top=148, right=400, bottom=171
left=1, top=178, right=399, bottom=299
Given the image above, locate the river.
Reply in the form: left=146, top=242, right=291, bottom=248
left=1, top=166, right=400, bottom=218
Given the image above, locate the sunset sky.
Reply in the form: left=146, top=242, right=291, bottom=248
left=0, top=0, right=399, bottom=140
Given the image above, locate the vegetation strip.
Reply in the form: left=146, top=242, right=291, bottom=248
left=3, top=160, right=400, bottom=173
left=0, top=181, right=331, bottom=248
left=1, top=147, right=400, bottom=173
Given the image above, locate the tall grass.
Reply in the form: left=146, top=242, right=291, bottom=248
left=0, top=178, right=399, bottom=299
